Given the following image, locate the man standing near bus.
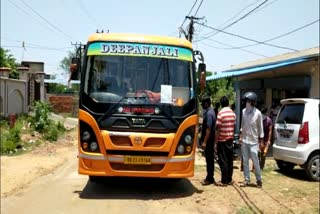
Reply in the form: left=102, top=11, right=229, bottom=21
left=200, top=96, right=217, bottom=185
left=215, top=96, right=236, bottom=186
left=239, top=92, right=264, bottom=188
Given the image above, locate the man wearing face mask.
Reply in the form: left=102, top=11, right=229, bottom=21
left=239, top=92, right=264, bottom=188
left=200, top=96, right=216, bottom=185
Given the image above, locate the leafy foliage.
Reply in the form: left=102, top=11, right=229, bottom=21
left=0, top=116, right=24, bottom=154
left=205, top=77, right=236, bottom=105
left=59, top=50, right=77, bottom=75
left=46, top=83, right=68, bottom=94
left=43, top=121, right=66, bottom=142
left=0, top=47, right=19, bottom=79
left=59, top=47, right=84, bottom=75
left=30, top=101, right=51, bottom=132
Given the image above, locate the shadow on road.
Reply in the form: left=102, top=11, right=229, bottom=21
left=274, top=168, right=311, bottom=182
left=74, top=177, right=202, bottom=200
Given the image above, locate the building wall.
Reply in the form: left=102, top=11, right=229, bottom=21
left=237, top=59, right=319, bottom=109
left=233, top=58, right=319, bottom=134
left=21, top=61, right=45, bottom=103
left=0, top=78, right=28, bottom=117
left=48, top=95, right=78, bottom=116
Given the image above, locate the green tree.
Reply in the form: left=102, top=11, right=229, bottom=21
left=205, top=77, right=236, bottom=105
left=0, top=47, right=19, bottom=79
left=59, top=49, right=77, bottom=75
left=59, top=47, right=84, bottom=75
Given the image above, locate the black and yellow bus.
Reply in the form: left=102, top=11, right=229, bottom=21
left=71, top=33, right=206, bottom=181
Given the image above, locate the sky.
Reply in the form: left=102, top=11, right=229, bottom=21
left=1, top=0, right=319, bottom=83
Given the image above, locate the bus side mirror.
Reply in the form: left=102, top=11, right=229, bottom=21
left=198, top=63, right=206, bottom=92
left=69, top=57, right=80, bottom=80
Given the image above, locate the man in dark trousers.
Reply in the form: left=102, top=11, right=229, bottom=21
left=215, top=96, right=236, bottom=186
left=200, top=96, right=216, bottom=185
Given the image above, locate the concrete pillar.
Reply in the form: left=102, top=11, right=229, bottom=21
left=266, top=88, right=272, bottom=112
left=0, top=67, right=10, bottom=78
left=235, top=88, right=241, bottom=134
left=28, top=72, right=35, bottom=106
left=310, top=64, right=319, bottom=98
left=18, top=67, right=29, bottom=81
left=39, top=73, right=45, bottom=102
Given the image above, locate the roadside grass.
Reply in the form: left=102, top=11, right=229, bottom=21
left=0, top=101, right=70, bottom=155
left=194, top=159, right=319, bottom=213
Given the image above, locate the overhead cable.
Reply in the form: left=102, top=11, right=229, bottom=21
left=180, top=0, right=198, bottom=28
left=198, top=0, right=269, bottom=41
left=195, top=22, right=297, bottom=51
left=199, top=38, right=268, bottom=57
left=19, top=0, right=75, bottom=40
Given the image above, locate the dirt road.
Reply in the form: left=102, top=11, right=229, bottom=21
left=1, top=129, right=319, bottom=214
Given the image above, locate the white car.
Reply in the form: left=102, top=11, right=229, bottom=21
left=273, top=98, right=319, bottom=181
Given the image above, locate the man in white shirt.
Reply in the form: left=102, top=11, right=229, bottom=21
left=239, top=92, right=264, bottom=188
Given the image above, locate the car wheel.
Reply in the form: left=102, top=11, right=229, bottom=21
left=276, top=160, right=295, bottom=172
left=305, top=154, right=320, bottom=181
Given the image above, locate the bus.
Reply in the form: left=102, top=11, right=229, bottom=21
left=70, top=33, right=206, bottom=181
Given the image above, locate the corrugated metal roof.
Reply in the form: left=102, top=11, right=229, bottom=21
left=206, top=57, right=309, bottom=81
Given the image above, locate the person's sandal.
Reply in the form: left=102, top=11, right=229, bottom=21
left=239, top=181, right=250, bottom=187
left=201, top=179, right=214, bottom=186
left=257, top=180, right=262, bottom=188
left=215, top=182, right=227, bottom=187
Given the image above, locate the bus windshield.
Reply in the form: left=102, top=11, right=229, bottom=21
left=84, top=55, right=193, bottom=106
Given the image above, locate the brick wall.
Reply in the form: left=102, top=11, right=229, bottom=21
left=48, top=95, right=78, bottom=115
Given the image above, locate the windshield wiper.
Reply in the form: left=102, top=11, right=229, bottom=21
left=154, top=104, right=179, bottom=126
left=97, top=96, right=129, bottom=124
left=97, top=95, right=179, bottom=127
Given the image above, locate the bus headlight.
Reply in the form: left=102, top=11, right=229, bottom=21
left=82, top=131, right=91, bottom=141
left=177, top=145, right=185, bottom=154
left=90, top=142, right=98, bottom=151
left=80, top=121, right=101, bottom=154
left=184, top=135, right=192, bottom=144
left=174, top=126, right=196, bottom=156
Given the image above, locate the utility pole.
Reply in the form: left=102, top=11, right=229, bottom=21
left=185, top=16, right=204, bottom=42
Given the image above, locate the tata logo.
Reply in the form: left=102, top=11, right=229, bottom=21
left=134, top=136, right=142, bottom=145
left=131, top=118, right=146, bottom=125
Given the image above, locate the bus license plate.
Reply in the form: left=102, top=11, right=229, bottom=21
left=124, top=156, right=151, bottom=165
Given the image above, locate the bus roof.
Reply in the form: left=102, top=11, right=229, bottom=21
left=88, top=33, right=193, bottom=49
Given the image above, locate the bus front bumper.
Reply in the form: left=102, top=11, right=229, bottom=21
left=78, top=153, right=195, bottom=178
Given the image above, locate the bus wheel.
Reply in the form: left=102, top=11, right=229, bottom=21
left=89, top=176, right=101, bottom=183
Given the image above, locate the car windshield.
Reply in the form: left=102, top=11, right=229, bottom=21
left=84, top=55, right=193, bottom=106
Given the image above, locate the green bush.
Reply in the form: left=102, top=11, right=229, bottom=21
left=43, top=125, right=59, bottom=141
left=0, top=117, right=24, bottom=154
left=43, top=121, right=66, bottom=142
left=0, top=140, right=16, bottom=154
left=31, top=101, right=51, bottom=132
left=57, top=121, right=66, bottom=132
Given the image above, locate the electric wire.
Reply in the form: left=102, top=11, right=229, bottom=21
left=6, top=0, right=57, bottom=34
left=195, top=22, right=297, bottom=51
left=78, top=0, right=104, bottom=31
left=229, top=19, right=320, bottom=49
left=194, top=0, right=204, bottom=17
left=180, top=0, right=198, bottom=28
left=19, top=0, right=75, bottom=40
left=200, top=38, right=268, bottom=57
left=197, top=0, right=269, bottom=42
left=1, top=37, right=72, bottom=50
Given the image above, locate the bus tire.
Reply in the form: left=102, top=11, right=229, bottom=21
left=89, top=176, right=101, bottom=183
